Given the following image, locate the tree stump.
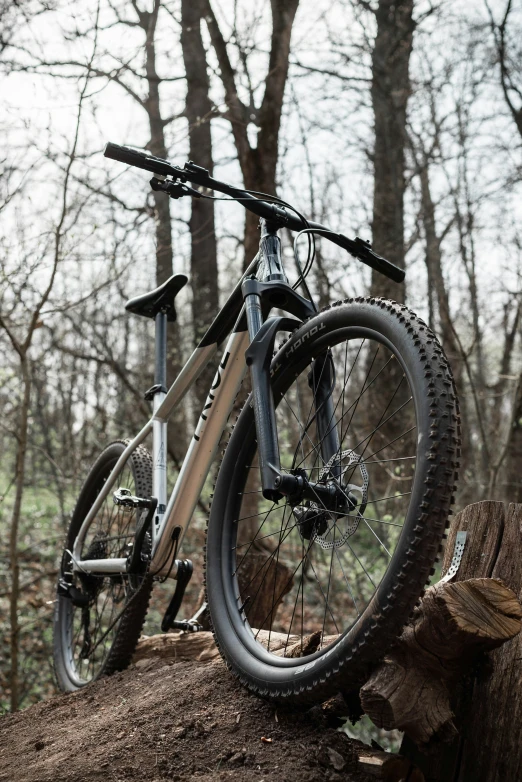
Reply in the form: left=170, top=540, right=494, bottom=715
left=392, top=501, right=522, bottom=782
left=360, top=576, right=521, bottom=744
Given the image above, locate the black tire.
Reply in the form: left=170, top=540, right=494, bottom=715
left=206, top=297, right=460, bottom=704
left=53, top=441, right=153, bottom=692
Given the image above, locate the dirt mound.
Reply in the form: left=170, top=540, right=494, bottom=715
left=0, top=654, right=379, bottom=782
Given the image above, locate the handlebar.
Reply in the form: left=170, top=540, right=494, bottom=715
left=104, top=142, right=405, bottom=284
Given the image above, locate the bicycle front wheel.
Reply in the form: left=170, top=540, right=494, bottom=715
left=206, top=297, right=459, bottom=704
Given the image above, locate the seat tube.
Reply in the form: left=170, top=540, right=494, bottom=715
left=155, top=311, right=167, bottom=387
left=152, top=311, right=168, bottom=543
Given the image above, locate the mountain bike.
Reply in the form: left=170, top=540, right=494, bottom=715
left=53, top=142, right=460, bottom=704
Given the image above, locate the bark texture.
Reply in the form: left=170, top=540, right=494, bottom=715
left=236, top=550, right=294, bottom=631
left=133, top=628, right=319, bottom=665
left=360, top=576, right=521, bottom=745
left=399, top=501, right=522, bottom=782
left=181, top=0, right=219, bottom=416
left=356, top=747, right=425, bottom=781
left=204, top=0, right=299, bottom=265
left=370, top=0, right=414, bottom=301
left=134, top=1, right=187, bottom=457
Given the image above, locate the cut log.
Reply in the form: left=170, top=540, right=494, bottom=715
left=133, top=631, right=220, bottom=664
left=360, top=576, right=521, bottom=744
left=132, top=628, right=319, bottom=666
left=356, top=747, right=425, bottom=781
left=396, top=501, right=522, bottom=782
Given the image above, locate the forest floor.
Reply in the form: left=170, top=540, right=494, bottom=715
left=0, top=653, right=380, bottom=782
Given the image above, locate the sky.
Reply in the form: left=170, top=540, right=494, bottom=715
left=1, top=0, right=521, bottom=354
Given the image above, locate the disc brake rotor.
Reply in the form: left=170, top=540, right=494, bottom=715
left=311, top=449, right=369, bottom=550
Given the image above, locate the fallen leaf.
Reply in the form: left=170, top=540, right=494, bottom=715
left=327, top=747, right=345, bottom=771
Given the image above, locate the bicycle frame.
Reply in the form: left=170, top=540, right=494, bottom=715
left=70, top=220, right=336, bottom=580
left=70, top=269, right=256, bottom=579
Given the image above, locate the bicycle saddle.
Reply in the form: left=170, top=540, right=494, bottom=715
left=125, top=274, right=188, bottom=322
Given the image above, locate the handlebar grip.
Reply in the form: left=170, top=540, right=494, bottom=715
left=103, top=142, right=176, bottom=177
left=364, top=248, right=405, bottom=283
left=338, top=234, right=405, bottom=283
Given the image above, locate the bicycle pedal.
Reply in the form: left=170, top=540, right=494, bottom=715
left=113, top=487, right=154, bottom=509
left=161, top=559, right=193, bottom=632
left=170, top=619, right=204, bottom=633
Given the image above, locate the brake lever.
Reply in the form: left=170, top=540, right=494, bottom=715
left=150, top=177, right=202, bottom=200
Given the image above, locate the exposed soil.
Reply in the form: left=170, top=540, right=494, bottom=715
left=0, top=656, right=377, bottom=782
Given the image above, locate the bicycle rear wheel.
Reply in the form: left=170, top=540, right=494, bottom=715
left=206, top=298, right=459, bottom=704
left=53, top=441, right=153, bottom=692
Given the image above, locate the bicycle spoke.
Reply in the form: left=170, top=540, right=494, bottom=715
left=365, top=492, right=412, bottom=505
left=361, top=517, right=391, bottom=557
left=232, top=520, right=302, bottom=550
left=321, top=523, right=337, bottom=646
left=334, top=547, right=360, bottom=616
left=227, top=333, right=419, bottom=663
left=62, top=456, right=148, bottom=684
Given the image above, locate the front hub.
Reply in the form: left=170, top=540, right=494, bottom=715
left=292, top=449, right=369, bottom=548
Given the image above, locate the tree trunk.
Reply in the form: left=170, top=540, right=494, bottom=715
left=241, top=0, right=299, bottom=264
left=204, top=0, right=299, bottom=267
left=143, top=5, right=174, bottom=289
left=504, top=379, right=522, bottom=503
left=181, top=0, right=219, bottom=417
left=202, top=0, right=299, bottom=623
left=9, top=355, right=31, bottom=712
left=140, top=1, right=186, bottom=455
left=398, top=501, right=522, bottom=782
left=370, top=0, right=414, bottom=301
left=364, top=0, right=415, bottom=487
left=418, top=164, right=461, bottom=381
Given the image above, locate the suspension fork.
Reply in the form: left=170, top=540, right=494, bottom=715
left=243, top=219, right=340, bottom=502
left=308, top=352, right=341, bottom=480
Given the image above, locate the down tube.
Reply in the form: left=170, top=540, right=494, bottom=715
left=151, top=329, right=249, bottom=578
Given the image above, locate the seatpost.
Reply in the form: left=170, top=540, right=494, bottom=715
left=151, top=311, right=168, bottom=536
left=155, top=311, right=167, bottom=388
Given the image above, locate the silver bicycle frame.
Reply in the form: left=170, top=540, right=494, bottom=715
left=71, top=329, right=249, bottom=579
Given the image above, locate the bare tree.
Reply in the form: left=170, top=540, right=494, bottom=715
left=15, top=0, right=190, bottom=454
left=484, top=0, right=522, bottom=501
left=0, top=57, right=92, bottom=710
left=368, top=0, right=415, bottom=301
left=181, top=0, right=219, bottom=413
left=203, top=0, right=300, bottom=265
left=485, top=0, right=522, bottom=138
